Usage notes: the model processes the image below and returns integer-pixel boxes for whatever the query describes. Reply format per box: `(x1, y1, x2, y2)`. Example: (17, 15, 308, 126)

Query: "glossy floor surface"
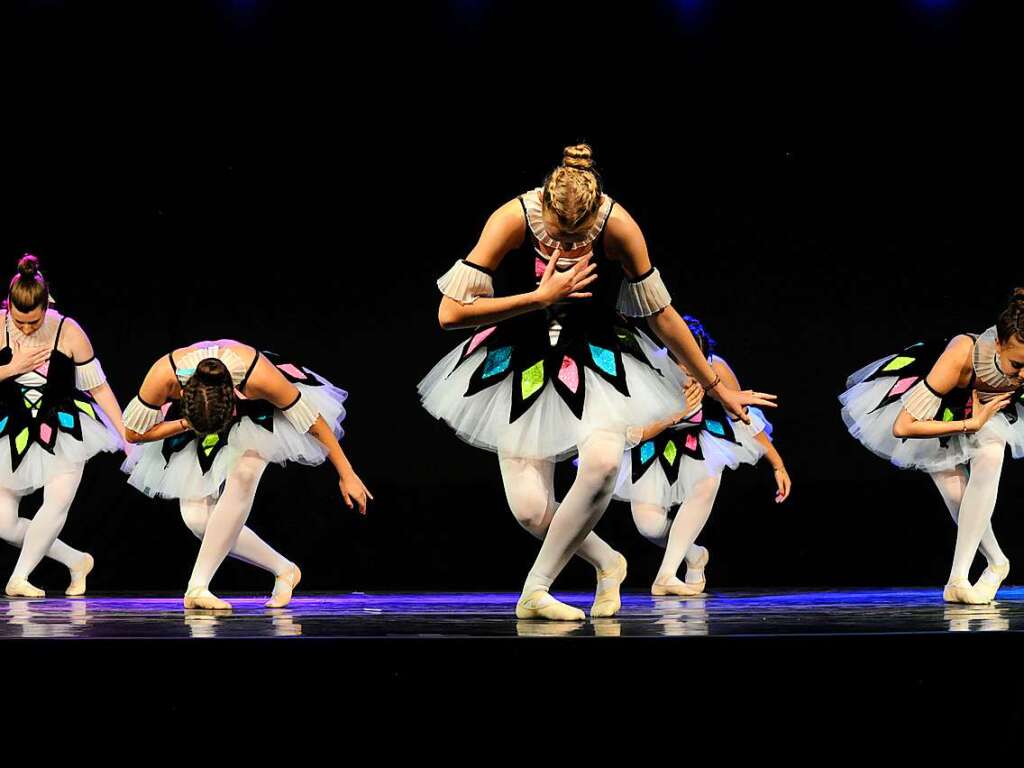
(3, 587, 1022, 639)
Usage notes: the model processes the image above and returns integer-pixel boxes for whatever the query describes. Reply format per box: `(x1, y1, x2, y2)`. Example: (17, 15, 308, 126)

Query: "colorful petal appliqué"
(74, 400, 96, 419)
(888, 376, 918, 397)
(466, 327, 497, 356)
(482, 346, 512, 379)
(588, 344, 617, 377)
(557, 356, 580, 394)
(706, 420, 725, 436)
(278, 363, 308, 380)
(663, 440, 678, 465)
(882, 356, 915, 372)
(521, 361, 545, 399)
(15, 428, 29, 455)
(640, 441, 655, 464)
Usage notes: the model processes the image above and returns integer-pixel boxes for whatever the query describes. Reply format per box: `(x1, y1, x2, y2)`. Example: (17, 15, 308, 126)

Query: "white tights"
(929, 441, 1009, 583)
(499, 429, 625, 597)
(183, 453, 292, 590)
(0, 467, 86, 582)
(631, 473, 721, 582)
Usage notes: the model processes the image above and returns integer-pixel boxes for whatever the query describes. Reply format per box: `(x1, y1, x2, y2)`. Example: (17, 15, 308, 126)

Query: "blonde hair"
(7, 253, 49, 312)
(542, 143, 603, 233)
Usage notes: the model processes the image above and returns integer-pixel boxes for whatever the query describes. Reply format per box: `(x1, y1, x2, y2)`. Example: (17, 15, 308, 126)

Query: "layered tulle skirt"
(840, 349, 1024, 473)
(612, 405, 772, 509)
(418, 320, 685, 462)
(0, 393, 122, 496)
(123, 363, 347, 500)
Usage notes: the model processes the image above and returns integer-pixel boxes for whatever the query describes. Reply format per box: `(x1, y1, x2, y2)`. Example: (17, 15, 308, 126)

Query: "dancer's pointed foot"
(66, 553, 95, 597)
(516, 590, 585, 621)
(265, 564, 302, 608)
(5, 577, 45, 598)
(975, 560, 1010, 603)
(184, 586, 232, 611)
(591, 553, 628, 618)
(943, 578, 989, 605)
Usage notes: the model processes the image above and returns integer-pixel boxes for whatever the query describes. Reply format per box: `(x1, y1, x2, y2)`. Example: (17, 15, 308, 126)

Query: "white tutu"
(613, 407, 771, 508)
(0, 405, 122, 497)
(122, 376, 347, 500)
(418, 329, 685, 462)
(840, 352, 1024, 472)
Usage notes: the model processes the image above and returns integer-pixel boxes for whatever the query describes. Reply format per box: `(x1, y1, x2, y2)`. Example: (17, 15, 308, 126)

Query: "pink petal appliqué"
(40, 423, 53, 443)
(557, 356, 580, 394)
(35, 362, 49, 377)
(685, 433, 698, 451)
(535, 257, 547, 279)
(278, 363, 307, 380)
(466, 326, 497, 355)
(888, 376, 918, 397)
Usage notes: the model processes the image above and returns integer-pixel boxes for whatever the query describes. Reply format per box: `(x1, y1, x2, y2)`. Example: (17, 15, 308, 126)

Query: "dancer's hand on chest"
(10, 342, 50, 375)
(534, 249, 598, 307)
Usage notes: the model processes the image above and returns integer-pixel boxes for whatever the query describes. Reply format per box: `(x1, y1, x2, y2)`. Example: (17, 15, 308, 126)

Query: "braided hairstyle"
(5, 253, 49, 312)
(541, 143, 604, 234)
(684, 315, 718, 359)
(180, 358, 236, 436)
(997, 288, 1024, 344)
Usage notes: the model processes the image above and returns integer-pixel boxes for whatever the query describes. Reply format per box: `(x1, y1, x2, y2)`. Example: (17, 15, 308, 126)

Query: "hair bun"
(17, 253, 40, 278)
(195, 358, 231, 385)
(562, 143, 594, 171)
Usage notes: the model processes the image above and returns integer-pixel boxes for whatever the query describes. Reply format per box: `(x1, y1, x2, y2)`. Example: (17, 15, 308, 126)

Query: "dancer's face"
(541, 207, 599, 257)
(995, 334, 1024, 383)
(7, 304, 45, 336)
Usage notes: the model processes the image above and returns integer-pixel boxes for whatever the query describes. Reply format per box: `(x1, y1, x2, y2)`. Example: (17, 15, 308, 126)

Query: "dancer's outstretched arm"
(603, 204, 776, 424)
(893, 336, 1013, 438)
(713, 355, 791, 503)
(245, 356, 372, 515)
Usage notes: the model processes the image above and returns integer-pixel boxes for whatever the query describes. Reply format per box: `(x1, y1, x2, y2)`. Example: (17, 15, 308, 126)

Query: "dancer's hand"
(772, 466, 791, 503)
(710, 385, 777, 424)
(682, 379, 704, 414)
(339, 469, 373, 515)
(966, 390, 1014, 432)
(8, 343, 50, 375)
(533, 249, 597, 307)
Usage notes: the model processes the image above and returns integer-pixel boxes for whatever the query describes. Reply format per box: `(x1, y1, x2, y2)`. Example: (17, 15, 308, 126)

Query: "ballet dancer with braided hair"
(419, 143, 776, 620)
(840, 288, 1024, 603)
(0, 254, 125, 598)
(122, 340, 371, 610)
(615, 315, 791, 596)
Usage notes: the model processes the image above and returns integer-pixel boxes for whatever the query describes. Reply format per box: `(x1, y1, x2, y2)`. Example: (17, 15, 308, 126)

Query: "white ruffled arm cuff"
(281, 393, 319, 433)
(902, 380, 942, 421)
(617, 268, 672, 317)
(437, 260, 495, 305)
(123, 396, 163, 434)
(75, 357, 107, 390)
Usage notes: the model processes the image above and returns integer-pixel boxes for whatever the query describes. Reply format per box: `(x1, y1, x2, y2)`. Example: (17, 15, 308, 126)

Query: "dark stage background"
(1, 1, 1018, 593)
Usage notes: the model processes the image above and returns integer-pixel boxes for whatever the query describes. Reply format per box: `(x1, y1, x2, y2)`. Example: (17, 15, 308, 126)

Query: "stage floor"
(7, 587, 1024, 730)
(3, 586, 1023, 639)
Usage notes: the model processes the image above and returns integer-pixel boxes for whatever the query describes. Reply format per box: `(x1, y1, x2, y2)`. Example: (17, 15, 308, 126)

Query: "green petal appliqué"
(663, 440, 678, 465)
(882, 356, 915, 372)
(521, 360, 545, 399)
